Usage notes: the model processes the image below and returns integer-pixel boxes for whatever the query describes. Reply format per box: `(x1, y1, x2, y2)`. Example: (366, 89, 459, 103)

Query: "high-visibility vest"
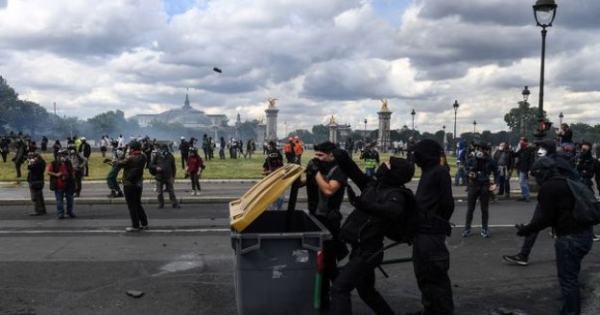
(294, 141, 304, 155)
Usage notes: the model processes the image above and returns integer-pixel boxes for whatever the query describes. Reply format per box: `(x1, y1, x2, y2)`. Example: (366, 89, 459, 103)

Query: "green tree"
(504, 101, 545, 140)
(87, 110, 128, 135)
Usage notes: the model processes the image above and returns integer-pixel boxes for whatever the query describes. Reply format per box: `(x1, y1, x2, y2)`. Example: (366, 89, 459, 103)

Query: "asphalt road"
(1, 200, 599, 315)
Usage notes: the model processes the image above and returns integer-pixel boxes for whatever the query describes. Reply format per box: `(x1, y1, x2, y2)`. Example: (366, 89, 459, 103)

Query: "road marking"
(0, 228, 230, 234)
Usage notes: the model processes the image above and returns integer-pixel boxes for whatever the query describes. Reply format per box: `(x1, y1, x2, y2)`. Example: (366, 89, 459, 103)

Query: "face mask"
(475, 151, 484, 159)
(537, 148, 548, 157)
(60, 157, 68, 162)
(499, 145, 506, 151)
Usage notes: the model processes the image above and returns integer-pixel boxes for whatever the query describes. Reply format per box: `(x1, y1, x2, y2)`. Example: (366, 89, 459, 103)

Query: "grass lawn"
(0, 150, 458, 181)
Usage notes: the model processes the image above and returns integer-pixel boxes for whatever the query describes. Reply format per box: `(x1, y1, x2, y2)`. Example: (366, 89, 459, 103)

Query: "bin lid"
(229, 164, 304, 232)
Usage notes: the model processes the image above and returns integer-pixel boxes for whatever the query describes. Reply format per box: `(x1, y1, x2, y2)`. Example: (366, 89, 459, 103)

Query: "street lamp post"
(442, 125, 447, 153)
(521, 86, 530, 136)
(532, 0, 558, 139)
(364, 118, 367, 140)
(559, 112, 564, 126)
(453, 100, 459, 142)
(411, 109, 416, 130)
(473, 120, 477, 134)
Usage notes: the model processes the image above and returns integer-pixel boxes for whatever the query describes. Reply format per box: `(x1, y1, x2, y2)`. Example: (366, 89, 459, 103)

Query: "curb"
(0, 194, 534, 207)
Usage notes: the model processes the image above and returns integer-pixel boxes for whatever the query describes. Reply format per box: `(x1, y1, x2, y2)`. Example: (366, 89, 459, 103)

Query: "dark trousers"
(190, 173, 201, 191)
(15, 161, 23, 178)
(519, 204, 541, 258)
(219, 149, 225, 159)
(1, 151, 7, 162)
(181, 154, 188, 170)
(315, 214, 343, 309)
(74, 170, 83, 196)
(30, 187, 46, 213)
(466, 183, 490, 230)
(83, 161, 89, 177)
(156, 179, 178, 207)
(331, 250, 393, 315)
(54, 189, 74, 217)
(555, 228, 593, 315)
(124, 185, 147, 228)
(498, 174, 510, 196)
(413, 233, 454, 315)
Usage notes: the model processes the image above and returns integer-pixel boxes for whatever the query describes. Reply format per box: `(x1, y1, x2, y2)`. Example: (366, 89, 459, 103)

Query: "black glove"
(347, 186, 366, 211)
(515, 224, 529, 237)
(306, 158, 320, 177)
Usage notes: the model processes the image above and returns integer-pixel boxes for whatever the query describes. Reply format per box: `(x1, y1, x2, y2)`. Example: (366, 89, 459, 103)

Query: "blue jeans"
(54, 189, 74, 217)
(519, 171, 530, 200)
(455, 165, 466, 185)
(365, 168, 375, 177)
(555, 228, 593, 315)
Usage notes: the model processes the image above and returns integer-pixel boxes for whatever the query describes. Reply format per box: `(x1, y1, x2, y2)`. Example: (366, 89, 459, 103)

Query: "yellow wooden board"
(229, 164, 304, 232)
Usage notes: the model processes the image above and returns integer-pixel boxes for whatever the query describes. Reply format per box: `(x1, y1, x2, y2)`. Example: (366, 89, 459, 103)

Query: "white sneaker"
(191, 191, 196, 196)
(125, 227, 140, 232)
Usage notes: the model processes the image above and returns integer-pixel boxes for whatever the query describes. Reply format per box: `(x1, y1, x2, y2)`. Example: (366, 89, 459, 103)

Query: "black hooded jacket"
(333, 149, 415, 250)
(413, 140, 455, 234)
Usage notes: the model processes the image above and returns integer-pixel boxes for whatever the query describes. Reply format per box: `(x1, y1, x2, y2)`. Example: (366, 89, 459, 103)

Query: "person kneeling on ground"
(331, 149, 416, 315)
(515, 157, 594, 315)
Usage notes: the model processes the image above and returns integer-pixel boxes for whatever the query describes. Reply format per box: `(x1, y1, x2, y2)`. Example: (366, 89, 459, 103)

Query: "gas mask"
(475, 150, 484, 159)
(531, 157, 558, 186)
(537, 148, 548, 157)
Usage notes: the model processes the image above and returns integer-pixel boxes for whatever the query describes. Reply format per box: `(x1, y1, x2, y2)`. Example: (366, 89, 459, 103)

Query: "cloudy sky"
(1, 0, 599, 135)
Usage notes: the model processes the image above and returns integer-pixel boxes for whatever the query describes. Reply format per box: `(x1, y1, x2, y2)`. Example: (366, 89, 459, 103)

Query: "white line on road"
(0, 228, 230, 234)
(0, 225, 518, 235)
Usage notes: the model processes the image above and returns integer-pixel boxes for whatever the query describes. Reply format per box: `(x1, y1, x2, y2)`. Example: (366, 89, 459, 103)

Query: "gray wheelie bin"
(230, 164, 331, 315)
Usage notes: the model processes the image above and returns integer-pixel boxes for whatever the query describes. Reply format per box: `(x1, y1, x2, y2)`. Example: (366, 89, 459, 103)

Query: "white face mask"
(537, 148, 548, 157)
(475, 151, 484, 159)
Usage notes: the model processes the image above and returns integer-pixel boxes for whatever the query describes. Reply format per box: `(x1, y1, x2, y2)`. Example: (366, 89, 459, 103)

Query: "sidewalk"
(0, 179, 529, 206)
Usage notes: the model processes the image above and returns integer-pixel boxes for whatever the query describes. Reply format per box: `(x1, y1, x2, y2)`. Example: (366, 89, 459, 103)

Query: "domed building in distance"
(132, 93, 228, 129)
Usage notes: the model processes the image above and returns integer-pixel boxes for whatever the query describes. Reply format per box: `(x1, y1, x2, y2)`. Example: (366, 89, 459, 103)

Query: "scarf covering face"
(376, 157, 415, 186)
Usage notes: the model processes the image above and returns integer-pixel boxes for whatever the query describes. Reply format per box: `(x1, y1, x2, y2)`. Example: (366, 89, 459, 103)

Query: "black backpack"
(384, 186, 418, 244)
(563, 177, 600, 225)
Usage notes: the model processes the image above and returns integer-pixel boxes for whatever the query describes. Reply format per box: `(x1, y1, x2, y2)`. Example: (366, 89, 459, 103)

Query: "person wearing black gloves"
(503, 140, 581, 266)
(410, 139, 455, 315)
(576, 141, 600, 194)
(464, 143, 498, 238)
(78, 137, 91, 176)
(330, 148, 415, 315)
(515, 157, 594, 315)
(149, 145, 180, 209)
(116, 140, 148, 232)
(27, 152, 47, 216)
(309, 141, 348, 310)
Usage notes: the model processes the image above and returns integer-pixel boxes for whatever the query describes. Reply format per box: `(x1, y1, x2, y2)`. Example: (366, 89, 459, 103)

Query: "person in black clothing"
(515, 137, 536, 202)
(331, 149, 415, 315)
(0, 136, 10, 162)
(515, 157, 594, 315)
(409, 139, 455, 315)
(117, 140, 148, 232)
(219, 137, 226, 160)
(150, 145, 180, 209)
(40, 136, 48, 152)
(310, 141, 348, 310)
(503, 140, 581, 266)
(27, 152, 46, 216)
(464, 143, 498, 238)
(78, 137, 91, 176)
(47, 149, 76, 219)
(12, 138, 27, 178)
(493, 142, 514, 199)
(52, 140, 62, 161)
(179, 137, 190, 169)
(576, 141, 600, 194)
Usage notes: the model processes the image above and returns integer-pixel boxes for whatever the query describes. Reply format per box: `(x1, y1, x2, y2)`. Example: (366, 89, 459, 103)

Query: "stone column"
(377, 101, 392, 153)
(256, 121, 266, 145)
(265, 106, 279, 142)
(328, 115, 338, 144)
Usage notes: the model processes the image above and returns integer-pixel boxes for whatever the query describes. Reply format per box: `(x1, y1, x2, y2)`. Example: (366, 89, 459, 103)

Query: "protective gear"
(537, 148, 548, 157)
(531, 157, 559, 186)
(413, 139, 442, 168)
(475, 150, 484, 159)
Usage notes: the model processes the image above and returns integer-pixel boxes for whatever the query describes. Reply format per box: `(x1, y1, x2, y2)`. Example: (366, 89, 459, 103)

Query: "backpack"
(563, 177, 600, 225)
(384, 186, 418, 244)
